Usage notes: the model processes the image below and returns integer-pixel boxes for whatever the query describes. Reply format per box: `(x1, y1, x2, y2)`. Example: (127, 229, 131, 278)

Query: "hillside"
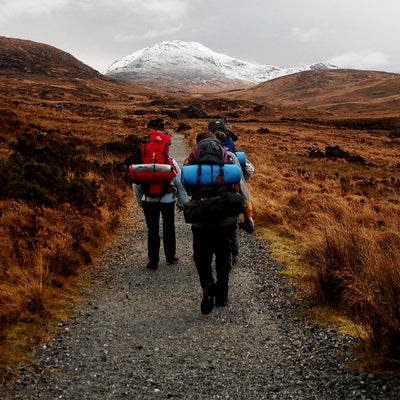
(0, 36, 164, 105)
(0, 36, 104, 78)
(0, 37, 175, 380)
(221, 69, 400, 119)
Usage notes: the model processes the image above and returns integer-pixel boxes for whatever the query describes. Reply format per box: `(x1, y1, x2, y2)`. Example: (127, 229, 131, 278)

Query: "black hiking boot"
(216, 294, 228, 307)
(166, 256, 179, 264)
(146, 261, 158, 270)
(201, 282, 216, 314)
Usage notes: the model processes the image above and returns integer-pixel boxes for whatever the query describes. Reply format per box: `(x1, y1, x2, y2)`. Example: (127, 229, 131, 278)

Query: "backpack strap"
(196, 164, 202, 186)
(163, 140, 171, 164)
(215, 164, 225, 186)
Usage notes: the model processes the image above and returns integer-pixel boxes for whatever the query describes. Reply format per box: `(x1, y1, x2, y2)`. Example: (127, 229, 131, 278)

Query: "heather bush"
(176, 122, 192, 132)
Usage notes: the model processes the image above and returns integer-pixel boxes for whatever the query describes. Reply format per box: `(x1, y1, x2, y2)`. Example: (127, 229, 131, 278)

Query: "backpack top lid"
(198, 138, 224, 165)
(189, 137, 230, 166)
(147, 130, 171, 145)
(142, 130, 172, 164)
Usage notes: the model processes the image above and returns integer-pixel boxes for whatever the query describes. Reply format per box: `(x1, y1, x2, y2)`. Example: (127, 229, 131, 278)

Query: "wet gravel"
(2, 133, 400, 399)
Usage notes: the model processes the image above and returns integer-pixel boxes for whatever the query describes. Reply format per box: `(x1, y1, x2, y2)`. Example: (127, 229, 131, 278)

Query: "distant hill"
(105, 40, 336, 93)
(0, 36, 104, 80)
(0, 36, 157, 103)
(221, 69, 400, 118)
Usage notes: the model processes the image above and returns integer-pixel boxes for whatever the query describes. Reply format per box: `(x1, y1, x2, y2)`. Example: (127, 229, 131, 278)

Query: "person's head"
(196, 131, 216, 143)
(213, 131, 228, 141)
(214, 131, 234, 151)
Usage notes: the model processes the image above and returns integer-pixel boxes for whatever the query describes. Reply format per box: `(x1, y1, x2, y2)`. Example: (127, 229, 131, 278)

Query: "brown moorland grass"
(218, 116, 400, 371)
(2, 49, 400, 377)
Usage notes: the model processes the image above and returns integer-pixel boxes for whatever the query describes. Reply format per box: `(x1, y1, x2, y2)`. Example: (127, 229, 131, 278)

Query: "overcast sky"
(1, 0, 399, 74)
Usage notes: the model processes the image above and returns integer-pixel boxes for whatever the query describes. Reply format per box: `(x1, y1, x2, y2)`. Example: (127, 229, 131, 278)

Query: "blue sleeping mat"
(182, 164, 242, 185)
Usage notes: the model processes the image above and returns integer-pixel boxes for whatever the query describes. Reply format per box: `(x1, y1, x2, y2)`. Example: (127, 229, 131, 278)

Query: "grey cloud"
(1, 0, 399, 73)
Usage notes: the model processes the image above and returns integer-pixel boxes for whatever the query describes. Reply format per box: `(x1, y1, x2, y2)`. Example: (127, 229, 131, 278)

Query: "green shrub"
(12, 180, 53, 211)
(161, 109, 179, 118)
(101, 141, 138, 155)
(325, 145, 366, 164)
(180, 107, 208, 119)
(176, 122, 192, 132)
(307, 147, 325, 159)
(147, 118, 165, 129)
(3, 132, 135, 214)
(257, 127, 271, 134)
(97, 161, 127, 177)
(10, 132, 91, 172)
(307, 145, 365, 165)
(60, 178, 100, 212)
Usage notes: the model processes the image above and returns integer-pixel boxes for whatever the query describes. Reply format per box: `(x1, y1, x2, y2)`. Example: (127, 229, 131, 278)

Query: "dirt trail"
(1, 132, 399, 399)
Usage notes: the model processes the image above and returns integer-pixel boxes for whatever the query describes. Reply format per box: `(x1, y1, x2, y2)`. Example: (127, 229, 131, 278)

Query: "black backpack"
(182, 137, 247, 223)
(184, 138, 232, 197)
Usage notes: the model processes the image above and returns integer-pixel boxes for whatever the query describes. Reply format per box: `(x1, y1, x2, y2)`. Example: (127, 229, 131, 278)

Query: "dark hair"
(213, 131, 228, 141)
(196, 131, 216, 143)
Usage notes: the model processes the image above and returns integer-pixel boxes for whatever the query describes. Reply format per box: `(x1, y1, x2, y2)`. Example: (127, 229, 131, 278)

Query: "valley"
(1, 36, 400, 381)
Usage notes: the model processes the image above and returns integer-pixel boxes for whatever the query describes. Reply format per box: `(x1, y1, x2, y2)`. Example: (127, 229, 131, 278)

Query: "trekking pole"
(224, 116, 229, 129)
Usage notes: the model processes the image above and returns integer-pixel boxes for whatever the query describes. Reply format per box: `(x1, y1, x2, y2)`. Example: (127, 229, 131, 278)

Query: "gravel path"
(2, 132, 400, 399)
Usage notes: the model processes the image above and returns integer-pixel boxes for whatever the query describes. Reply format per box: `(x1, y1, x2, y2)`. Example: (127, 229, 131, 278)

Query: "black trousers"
(191, 224, 236, 298)
(142, 201, 176, 265)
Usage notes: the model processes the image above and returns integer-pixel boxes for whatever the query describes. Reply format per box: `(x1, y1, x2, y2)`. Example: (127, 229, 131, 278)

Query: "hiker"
(213, 130, 255, 265)
(182, 131, 254, 314)
(209, 118, 255, 180)
(130, 131, 187, 270)
(208, 118, 239, 151)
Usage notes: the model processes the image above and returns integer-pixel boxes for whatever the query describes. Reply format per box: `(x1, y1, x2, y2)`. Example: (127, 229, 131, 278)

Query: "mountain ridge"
(104, 40, 337, 93)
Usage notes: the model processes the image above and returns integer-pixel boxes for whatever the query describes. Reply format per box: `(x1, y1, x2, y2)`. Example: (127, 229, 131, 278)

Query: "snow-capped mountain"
(105, 40, 337, 92)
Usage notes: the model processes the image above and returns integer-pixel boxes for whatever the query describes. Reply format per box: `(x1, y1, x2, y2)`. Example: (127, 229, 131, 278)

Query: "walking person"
(213, 130, 255, 265)
(130, 130, 187, 270)
(182, 131, 254, 314)
(208, 118, 239, 151)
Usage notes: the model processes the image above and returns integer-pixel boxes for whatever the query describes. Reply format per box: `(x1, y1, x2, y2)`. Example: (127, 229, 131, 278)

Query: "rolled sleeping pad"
(182, 164, 242, 186)
(235, 151, 246, 167)
(128, 163, 176, 183)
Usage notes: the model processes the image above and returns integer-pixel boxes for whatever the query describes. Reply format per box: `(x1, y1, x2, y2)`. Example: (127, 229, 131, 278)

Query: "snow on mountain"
(105, 40, 337, 91)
